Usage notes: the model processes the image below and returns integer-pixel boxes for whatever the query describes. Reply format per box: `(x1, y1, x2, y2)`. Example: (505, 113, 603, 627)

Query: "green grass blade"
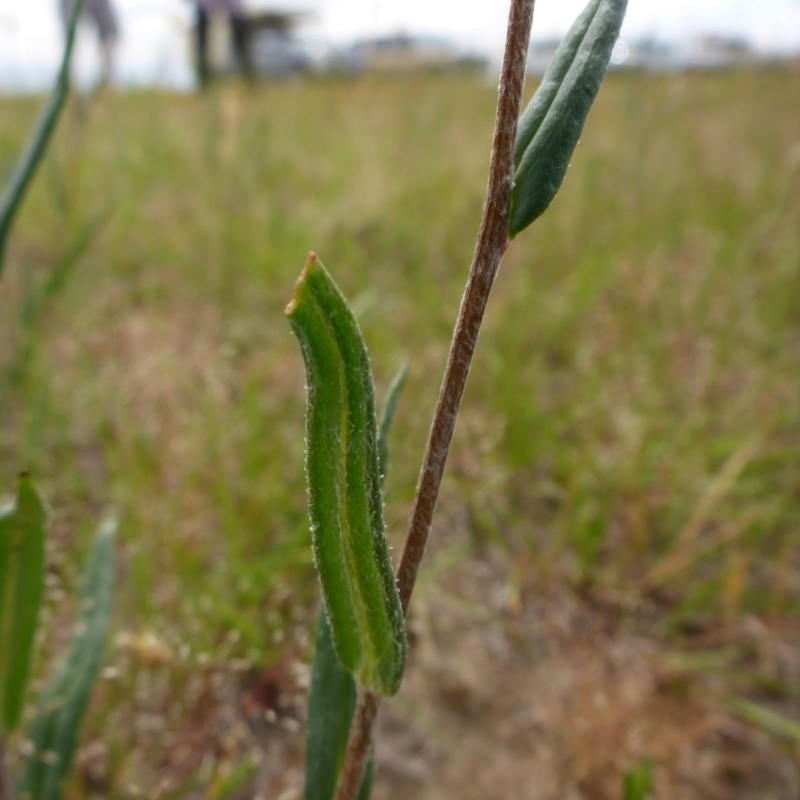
(0, 0, 83, 277)
(509, 0, 627, 237)
(18, 518, 116, 800)
(0, 475, 47, 733)
(377, 365, 409, 482)
(727, 697, 800, 746)
(9, 211, 110, 390)
(622, 757, 653, 800)
(286, 253, 407, 696)
(32, 211, 111, 319)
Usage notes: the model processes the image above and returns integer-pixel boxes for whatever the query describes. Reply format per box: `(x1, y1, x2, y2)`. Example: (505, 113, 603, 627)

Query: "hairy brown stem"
(395, 0, 535, 616)
(334, 2, 536, 799)
(0, 735, 11, 800)
(332, 690, 380, 800)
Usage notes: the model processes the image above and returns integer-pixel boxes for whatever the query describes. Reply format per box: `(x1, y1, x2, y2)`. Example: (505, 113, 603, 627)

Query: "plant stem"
(395, 0, 534, 615)
(334, 2, 536, 798)
(332, 690, 380, 800)
(0, 734, 11, 800)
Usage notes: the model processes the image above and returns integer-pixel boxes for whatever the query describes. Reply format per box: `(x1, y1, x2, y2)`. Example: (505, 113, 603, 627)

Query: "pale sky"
(1, 0, 799, 90)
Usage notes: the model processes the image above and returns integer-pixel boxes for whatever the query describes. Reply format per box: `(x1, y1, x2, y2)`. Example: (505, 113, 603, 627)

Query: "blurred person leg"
(57, 0, 119, 88)
(86, 0, 119, 86)
(230, 12, 254, 81)
(195, 5, 211, 86)
(192, 0, 251, 87)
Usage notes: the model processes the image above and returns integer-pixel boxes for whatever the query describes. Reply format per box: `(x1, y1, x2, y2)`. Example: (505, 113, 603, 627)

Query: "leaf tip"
(285, 252, 321, 317)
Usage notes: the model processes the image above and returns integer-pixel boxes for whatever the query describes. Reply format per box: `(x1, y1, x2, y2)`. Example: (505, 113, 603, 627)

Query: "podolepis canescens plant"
(287, 2, 629, 799)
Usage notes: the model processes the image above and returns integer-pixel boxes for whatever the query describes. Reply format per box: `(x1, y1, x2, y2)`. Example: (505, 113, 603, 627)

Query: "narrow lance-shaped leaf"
(377, 365, 408, 481)
(509, 0, 628, 238)
(286, 253, 407, 696)
(305, 607, 375, 800)
(0, 0, 84, 277)
(305, 372, 406, 800)
(18, 518, 116, 800)
(0, 475, 47, 733)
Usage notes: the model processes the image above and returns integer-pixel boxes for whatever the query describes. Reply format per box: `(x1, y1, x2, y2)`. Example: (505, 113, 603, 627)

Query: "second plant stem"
(333, 1, 536, 798)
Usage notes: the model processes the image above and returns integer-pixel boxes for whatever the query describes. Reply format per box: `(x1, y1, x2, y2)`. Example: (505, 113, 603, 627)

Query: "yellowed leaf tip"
(285, 252, 320, 316)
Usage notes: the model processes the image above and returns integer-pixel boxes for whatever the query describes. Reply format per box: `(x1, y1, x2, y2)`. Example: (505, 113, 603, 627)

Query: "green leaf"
(0, 0, 83, 277)
(286, 253, 407, 696)
(18, 518, 116, 800)
(0, 475, 47, 733)
(304, 608, 352, 800)
(509, 0, 628, 238)
(305, 606, 375, 800)
(622, 757, 653, 800)
(304, 369, 406, 799)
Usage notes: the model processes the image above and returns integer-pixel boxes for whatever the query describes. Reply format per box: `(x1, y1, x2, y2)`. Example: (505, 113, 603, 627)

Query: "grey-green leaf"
(18, 518, 116, 800)
(509, 0, 627, 237)
(0, 0, 83, 277)
(286, 253, 407, 696)
(304, 606, 374, 800)
(0, 475, 47, 733)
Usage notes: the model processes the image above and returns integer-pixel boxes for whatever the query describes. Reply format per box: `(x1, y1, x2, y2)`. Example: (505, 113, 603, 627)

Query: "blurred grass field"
(1, 66, 799, 796)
